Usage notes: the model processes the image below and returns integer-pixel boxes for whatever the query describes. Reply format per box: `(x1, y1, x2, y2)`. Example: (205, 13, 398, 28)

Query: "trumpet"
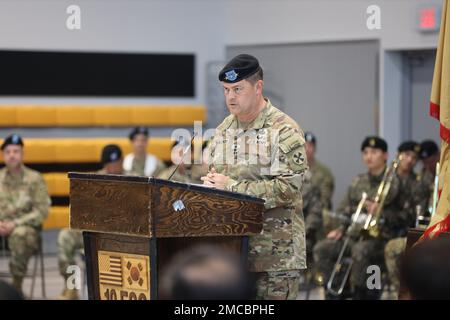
(326, 155, 400, 298)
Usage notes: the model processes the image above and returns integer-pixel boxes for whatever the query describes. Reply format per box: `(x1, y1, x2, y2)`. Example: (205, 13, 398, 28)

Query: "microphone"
(167, 132, 198, 181)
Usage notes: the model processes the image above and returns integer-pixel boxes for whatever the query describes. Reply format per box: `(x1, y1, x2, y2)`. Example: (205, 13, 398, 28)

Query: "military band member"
(419, 140, 440, 188)
(313, 137, 411, 299)
(201, 54, 308, 300)
(384, 141, 435, 297)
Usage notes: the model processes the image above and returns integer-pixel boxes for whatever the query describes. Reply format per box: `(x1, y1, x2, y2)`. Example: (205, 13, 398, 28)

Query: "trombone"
(326, 155, 401, 297)
(362, 155, 401, 238)
(326, 192, 368, 296)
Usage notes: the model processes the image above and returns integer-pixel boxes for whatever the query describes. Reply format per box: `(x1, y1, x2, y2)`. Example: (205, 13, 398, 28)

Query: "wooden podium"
(68, 173, 264, 300)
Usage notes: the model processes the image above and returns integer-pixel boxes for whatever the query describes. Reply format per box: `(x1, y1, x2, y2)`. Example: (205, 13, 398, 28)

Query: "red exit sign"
(418, 6, 440, 32)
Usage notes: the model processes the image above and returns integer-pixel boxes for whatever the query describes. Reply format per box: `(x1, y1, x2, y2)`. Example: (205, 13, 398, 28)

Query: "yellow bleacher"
(1, 104, 205, 230)
(43, 206, 70, 230)
(5, 138, 177, 230)
(0, 137, 174, 162)
(0, 105, 206, 127)
(43, 173, 70, 197)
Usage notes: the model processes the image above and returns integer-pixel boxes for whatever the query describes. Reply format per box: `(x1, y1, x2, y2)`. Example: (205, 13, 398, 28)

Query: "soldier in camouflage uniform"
(123, 127, 166, 177)
(0, 134, 51, 295)
(302, 170, 324, 269)
(190, 140, 211, 184)
(384, 141, 435, 297)
(419, 140, 440, 191)
(313, 137, 412, 299)
(157, 140, 202, 184)
(304, 132, 334, 211)
(57, 144, 124, 300)
(201, 54, 307, 300)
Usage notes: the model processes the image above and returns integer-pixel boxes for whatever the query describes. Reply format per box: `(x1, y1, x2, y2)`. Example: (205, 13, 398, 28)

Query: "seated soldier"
(0, 134, 51, 296)
(157, 138, 201, 184)
(123, 127, 166, 177)
(384, 141, 429, 298)
(190, 140, 211, 184)
(313, 137, 411, 300)
(304, 131, 335, 211)
(57, 144, 124, 300)
(302, 170, 324, 275)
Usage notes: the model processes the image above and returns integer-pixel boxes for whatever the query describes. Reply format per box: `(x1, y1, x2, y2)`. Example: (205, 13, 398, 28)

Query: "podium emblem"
(98, 250, 150, 300)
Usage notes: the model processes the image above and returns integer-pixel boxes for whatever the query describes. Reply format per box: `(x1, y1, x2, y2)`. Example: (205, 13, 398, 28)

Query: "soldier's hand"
(201, 168, 216, 187)
(201, 167, 229, 190)
(326, 229, 343, 241)
(0, 221, 16, 236)
(365, 200, 379, 215)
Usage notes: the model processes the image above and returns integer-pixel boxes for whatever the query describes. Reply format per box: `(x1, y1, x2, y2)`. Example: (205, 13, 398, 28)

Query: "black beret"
(1, 134, 24, 151)
(218, 54, 261, 83)
(419, 140, 439, 159)
(304, 131, 316, 145)
(361, 136, 388, 152)
(129, 127, 148, 141)
(101, 144, 122, 165)
(398, 141, 420, 154)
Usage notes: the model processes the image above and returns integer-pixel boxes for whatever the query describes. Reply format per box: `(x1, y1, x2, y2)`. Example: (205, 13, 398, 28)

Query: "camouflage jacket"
(157, 164, 201, 184)
(309, 160, 335, 210)
(418, 170, 435, 215)
(0, 165, 51, 228)
(303, 171, 323, 235)
(209, 98, 308, 272)
(397, 171, 429, 228)
(337, 168, 410, 239)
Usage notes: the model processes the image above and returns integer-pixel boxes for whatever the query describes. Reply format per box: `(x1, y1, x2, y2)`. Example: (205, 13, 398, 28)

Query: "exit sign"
(418, 6, 440, 32)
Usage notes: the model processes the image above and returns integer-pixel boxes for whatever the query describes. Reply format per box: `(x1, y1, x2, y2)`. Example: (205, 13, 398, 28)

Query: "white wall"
(0, 0, 441, 106)
(224, 0, 440, 50)
(223, 0, 442, 143)
(0, 0, 227, 105)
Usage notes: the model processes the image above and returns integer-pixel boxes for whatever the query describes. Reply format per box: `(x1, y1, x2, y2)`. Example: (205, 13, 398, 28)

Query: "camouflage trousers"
(6, 226, 40, 279)
(57, 228, 83, 278)
(255, 271, 300, 300)
(313, 237, 386, 299)
(384, 237, 406, 292)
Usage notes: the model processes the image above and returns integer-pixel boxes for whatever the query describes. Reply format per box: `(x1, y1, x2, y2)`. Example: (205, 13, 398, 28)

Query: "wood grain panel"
(70, 179, 151, 237)
(153, 184, 264, 238)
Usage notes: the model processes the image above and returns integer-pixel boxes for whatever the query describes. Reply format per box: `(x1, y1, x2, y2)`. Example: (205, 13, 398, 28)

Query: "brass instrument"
(363, 155, 401, 238)
(326, 192, 368, 297)
(326, 155, 400, 298)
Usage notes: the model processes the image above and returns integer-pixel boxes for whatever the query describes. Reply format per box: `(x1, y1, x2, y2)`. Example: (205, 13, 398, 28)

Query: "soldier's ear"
(255, 80, 263, 95)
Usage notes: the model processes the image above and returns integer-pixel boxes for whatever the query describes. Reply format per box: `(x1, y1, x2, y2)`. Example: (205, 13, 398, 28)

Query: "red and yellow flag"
(422, 0, 450, 240)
